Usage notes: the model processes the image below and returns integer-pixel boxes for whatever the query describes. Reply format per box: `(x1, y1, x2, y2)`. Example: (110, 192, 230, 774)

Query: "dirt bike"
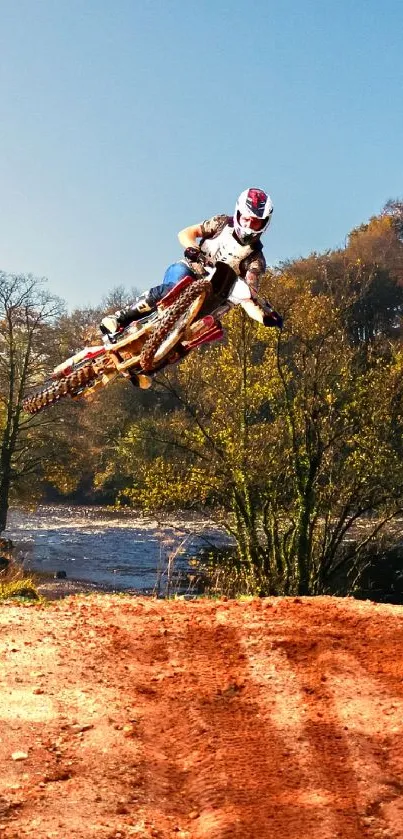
(23, 262, 245, 415)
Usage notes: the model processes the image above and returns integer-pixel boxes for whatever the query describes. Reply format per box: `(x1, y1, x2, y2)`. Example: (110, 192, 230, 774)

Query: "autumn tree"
(0, 273, 62, 532)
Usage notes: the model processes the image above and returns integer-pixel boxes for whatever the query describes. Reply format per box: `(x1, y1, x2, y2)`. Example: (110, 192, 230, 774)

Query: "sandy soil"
(0, 594, 403, 839)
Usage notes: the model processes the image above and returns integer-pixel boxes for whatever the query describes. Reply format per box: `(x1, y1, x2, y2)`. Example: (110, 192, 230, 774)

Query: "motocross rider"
(100, 188, 283, 337)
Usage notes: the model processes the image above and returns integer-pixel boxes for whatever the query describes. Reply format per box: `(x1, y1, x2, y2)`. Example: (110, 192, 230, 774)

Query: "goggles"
(239, 214, 266, 231)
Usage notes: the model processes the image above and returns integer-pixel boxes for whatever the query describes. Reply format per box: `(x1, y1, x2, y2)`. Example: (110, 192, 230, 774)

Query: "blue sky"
(1, 0, 402, 310)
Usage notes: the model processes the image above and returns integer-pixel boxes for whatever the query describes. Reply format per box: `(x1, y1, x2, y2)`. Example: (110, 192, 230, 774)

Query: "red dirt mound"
(0, 595, 403, 838)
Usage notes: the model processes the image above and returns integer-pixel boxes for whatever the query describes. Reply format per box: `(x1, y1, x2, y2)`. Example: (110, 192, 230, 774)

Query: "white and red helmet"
(234, 188, 273, 244)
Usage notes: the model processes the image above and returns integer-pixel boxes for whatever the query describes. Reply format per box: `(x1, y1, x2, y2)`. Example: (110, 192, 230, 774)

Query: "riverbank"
(4, 504, 230, 594)
(35, 577, 111, 600)
(1, 593, 403, 838)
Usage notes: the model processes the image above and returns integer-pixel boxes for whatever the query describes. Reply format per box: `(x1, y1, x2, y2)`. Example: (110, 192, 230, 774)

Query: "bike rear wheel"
(23, 361, 101, 415)
(139, 278, 211, 371)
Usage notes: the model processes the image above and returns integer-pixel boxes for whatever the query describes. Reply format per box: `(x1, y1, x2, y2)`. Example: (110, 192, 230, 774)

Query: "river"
(3, 505, 231, 594)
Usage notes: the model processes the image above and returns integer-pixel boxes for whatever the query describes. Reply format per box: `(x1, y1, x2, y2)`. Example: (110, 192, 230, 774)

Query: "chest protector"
(200, 224, 255, 276)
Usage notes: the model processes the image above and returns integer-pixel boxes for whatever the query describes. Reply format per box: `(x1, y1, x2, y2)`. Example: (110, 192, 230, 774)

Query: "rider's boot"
(117, 293, 155, 327)
(100, 293, 155, 336)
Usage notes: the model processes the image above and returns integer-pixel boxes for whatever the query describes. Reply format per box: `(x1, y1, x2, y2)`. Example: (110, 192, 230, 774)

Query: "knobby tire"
(23, 361, 99, 415)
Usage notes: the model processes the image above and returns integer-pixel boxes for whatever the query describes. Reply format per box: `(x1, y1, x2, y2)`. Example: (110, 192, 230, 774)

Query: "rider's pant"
(147, 261, 196, 306)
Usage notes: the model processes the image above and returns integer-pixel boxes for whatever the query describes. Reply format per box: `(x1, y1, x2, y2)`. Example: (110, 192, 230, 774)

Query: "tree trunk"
(0, 467, 11, 533)
(295, 491, 315, 595)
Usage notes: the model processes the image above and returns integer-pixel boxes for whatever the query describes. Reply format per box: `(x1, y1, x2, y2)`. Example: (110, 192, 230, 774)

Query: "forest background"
(2, 202, 403, 601)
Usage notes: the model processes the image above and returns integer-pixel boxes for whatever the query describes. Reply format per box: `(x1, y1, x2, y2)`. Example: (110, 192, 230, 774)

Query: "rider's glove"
(262, 307, 283, 329)
(184, 246, 205, 264)
(100, 315, 119, 335)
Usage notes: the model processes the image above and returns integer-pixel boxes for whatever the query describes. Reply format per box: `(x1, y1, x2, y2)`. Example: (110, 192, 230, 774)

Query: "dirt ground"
(1, 595, 403, 839)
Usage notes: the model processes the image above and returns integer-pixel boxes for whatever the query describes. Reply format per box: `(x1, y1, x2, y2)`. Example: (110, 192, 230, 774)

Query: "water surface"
(4, 505, 230, 593)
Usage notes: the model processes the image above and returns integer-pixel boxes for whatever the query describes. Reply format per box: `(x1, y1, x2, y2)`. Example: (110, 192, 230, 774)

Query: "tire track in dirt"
(237, 598, 403, 839)
(109, 598, 403, 839)
(108, 601, 354, 838)
(115, 604, 289, 838)
(172, 615, 328, 839)
(239, 641, 341, 838)
(1, 596, 403, 839)
(238, 618, 393, 837)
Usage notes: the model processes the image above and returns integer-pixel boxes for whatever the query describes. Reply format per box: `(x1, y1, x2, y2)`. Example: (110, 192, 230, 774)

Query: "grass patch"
(0, 559, 39, 601)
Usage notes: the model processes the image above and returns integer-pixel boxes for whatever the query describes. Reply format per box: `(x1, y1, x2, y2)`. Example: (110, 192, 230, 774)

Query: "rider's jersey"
(199, 214, 266, 289)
